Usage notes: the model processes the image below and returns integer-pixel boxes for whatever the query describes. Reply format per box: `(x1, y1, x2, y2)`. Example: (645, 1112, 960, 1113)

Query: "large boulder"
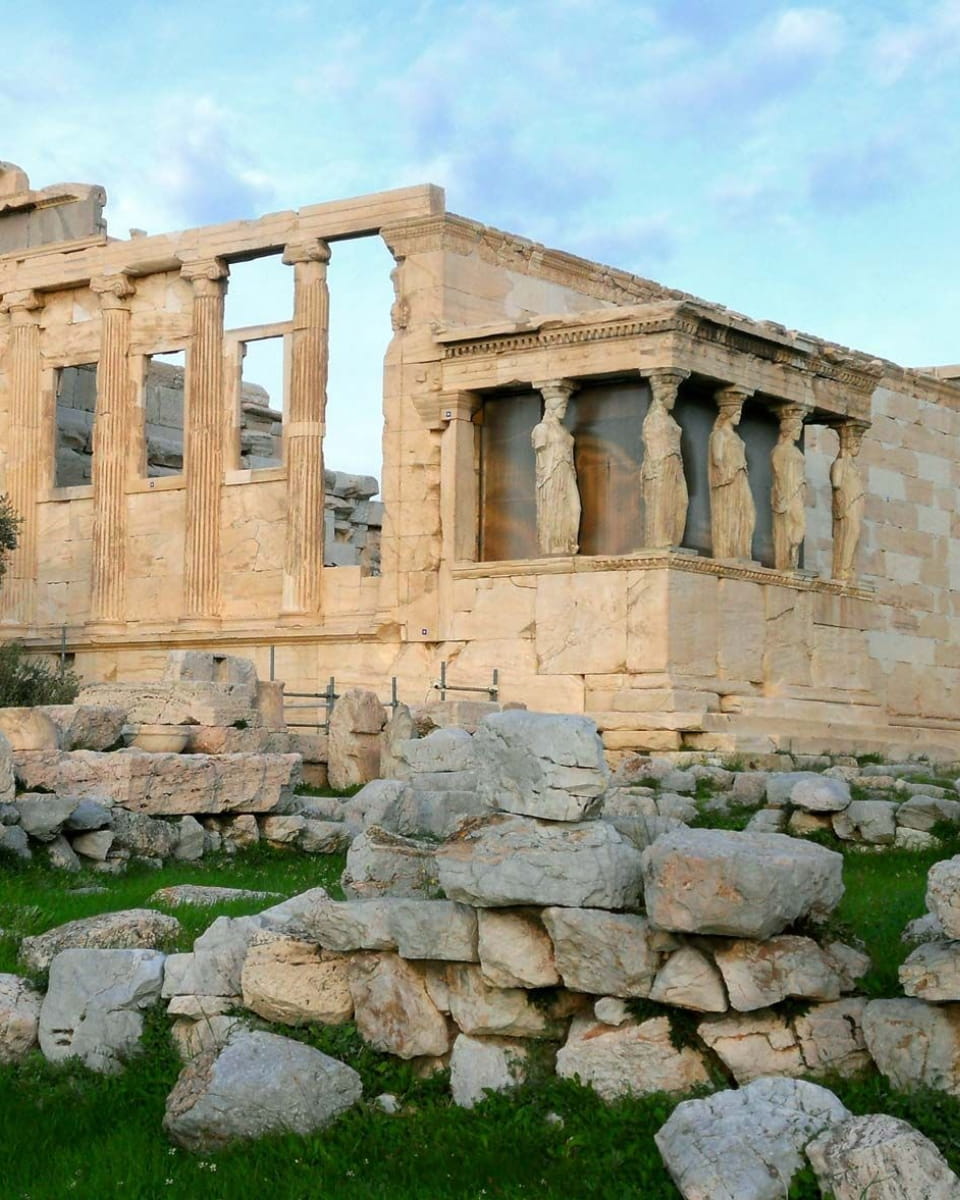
(0, 974, 42, 1063)
(348, 952, 449, 1059)
(39, 948, 166, 1073)
(556, 1015, 710, 1101)
(42, 704, 127, 751)
(341, 826, 438, 900)
(473, 710, 609, 822)
(641, 829, 844, 938)
(436, 815, 644, 910)
(14, 793, 79, 841)
(163, 1029, 361, 1151)
(541, 907, 667, 998)
(927, 856, 960, 940)
(806, 1113, 960, 1200)
(655, 1077, 849, 1200)
(19, 909, 181, 973)
(712, 935, 849, 1012)
(863, 998, 960, 1094)
(240, 932, 353, 1026)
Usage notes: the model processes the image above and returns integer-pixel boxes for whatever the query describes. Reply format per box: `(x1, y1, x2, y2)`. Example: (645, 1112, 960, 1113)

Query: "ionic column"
(831, 419, 868, 582)
(640, 368, 690, 549)
(179, 257, 229, 625)
(280, 239, 330, 616)
(89, 274, 135, 627)
(0, 290, 44, 624)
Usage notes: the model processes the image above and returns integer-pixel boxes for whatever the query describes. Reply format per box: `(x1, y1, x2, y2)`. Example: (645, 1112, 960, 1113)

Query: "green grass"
(0, 845, 346, 974)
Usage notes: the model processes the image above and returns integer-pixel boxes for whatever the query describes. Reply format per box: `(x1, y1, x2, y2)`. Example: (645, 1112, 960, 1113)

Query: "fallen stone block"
(641, 828, 843, 938)
(541, 907, 667, 998)
(928, 855, 960, 939)
(20, 909, 181, 972)
(649, 946, 728, 1013)
(477, 909, 560, 989)
(900, 941, 960, 1002)
(349, 952, 449, 1059)
(863, 998, 960, 1094)
(39, 948, 165, 1073)
(436, 814, 644, 910)
(0, 973, 41, 1063)
(449, 1033, 530, 1108)
(341, 826, 438, 900)
(241, 932, 353, 1026)
(163, 1029, 362, 1151)
(556, 1015, 709, 1101)
(655, 1076, 849, 1200)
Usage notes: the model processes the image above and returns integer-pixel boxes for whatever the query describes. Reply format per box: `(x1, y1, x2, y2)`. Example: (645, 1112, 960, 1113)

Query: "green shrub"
(0, 641, 79, 706)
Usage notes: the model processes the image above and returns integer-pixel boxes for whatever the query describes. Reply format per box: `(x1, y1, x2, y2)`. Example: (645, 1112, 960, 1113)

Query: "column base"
(85, 621, 129, 638)
(177, 616, 223, 633)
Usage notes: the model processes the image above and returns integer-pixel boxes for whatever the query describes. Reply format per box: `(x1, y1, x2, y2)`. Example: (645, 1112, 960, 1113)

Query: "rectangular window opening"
(55, 363, 98, 487)
(239, 336, 284, 469)
(143, 350, 186, 477)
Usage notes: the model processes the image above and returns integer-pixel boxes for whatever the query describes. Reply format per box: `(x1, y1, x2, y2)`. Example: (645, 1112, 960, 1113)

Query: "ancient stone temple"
(1, 162, 958, 756)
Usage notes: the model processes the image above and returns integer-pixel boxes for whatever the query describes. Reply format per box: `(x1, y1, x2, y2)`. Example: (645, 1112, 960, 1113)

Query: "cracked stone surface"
(0, 974, 42, 1063)
(556, 1015, 710, 1101)
(541, 907, 666, 998)
(863, 998, 960, 1094)
(19, 909, 181, 972)
(654, 1077, 850, 1200)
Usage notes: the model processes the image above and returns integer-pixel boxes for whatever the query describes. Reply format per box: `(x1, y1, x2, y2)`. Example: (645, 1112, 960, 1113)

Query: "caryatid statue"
(531, 379, 580, 556)
(831, 421, 867, 581)
(709, 386, 755, 561)
(771, 405, 808, 572)
(641, 369, 690, 548)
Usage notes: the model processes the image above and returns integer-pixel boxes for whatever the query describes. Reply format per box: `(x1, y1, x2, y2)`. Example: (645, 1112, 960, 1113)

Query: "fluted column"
(0, 290, 44, 625)
(280, 239, 330, 617)
(89, 274, 135, 627)
(179, 257, 229, 625)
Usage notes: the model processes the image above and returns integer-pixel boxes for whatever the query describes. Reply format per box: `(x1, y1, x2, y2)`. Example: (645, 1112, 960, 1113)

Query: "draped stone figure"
(641, 369, 689, 548)
(531, 380, 580, 556)
(771, 407, 807, 572)
(709, 388, 755, 560)
(831, 422, 867, 581)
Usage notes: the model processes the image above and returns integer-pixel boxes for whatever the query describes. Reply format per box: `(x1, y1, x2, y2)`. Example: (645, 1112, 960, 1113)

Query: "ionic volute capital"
(0, 289, 43, 324)
(283, 238, 331, 266)
(91, 273, 136, 310)
(178, 257, 230, 296)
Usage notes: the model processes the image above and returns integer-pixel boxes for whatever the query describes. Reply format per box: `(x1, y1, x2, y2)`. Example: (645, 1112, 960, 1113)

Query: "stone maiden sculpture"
(531, 380, 580, 556)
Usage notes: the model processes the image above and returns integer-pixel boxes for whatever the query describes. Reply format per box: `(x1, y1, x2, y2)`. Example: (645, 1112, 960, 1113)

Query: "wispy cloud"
(806, 136, 913, 213)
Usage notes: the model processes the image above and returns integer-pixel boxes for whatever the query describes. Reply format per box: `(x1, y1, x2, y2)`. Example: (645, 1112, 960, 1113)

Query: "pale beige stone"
(477, 909, 559, 988)
(541, 907, 664, 998)
(445, 964, 567, 1038)
(698, 1011, 804, 1083)
(0, 707, 60, 751)
(649, 946, 728, 1012)
(713, 935, 846, 1012)
(709, 388, 755, 560)
(327, 689, 386, 790)
(0, 974, 41, 1063)
(241, 933, 353, 1025)
(556, 1015, 710, 1100)
(348, 952, 449, 1059)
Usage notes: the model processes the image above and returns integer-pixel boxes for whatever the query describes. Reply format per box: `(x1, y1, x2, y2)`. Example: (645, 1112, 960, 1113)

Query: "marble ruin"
(1, 162, 960, 756)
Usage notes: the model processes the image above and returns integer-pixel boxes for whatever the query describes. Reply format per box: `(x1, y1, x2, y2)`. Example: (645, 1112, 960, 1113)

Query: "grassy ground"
(0, 836, 958, 1198)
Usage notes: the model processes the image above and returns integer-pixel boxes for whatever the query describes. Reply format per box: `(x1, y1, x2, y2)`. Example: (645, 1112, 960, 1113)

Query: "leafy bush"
(0, 641, 80, 706)
(0, 494, 19, 582)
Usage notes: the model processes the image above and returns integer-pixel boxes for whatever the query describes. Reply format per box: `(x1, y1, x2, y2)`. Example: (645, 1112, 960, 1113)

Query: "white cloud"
(766, 7, 845, 56)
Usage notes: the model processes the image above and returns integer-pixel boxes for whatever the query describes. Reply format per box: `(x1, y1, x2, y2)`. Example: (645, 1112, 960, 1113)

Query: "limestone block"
(14, 793, 78, 840)
(449, 1033, 529, 1108)
(393, 727, 475, 776)
(899, 795, 960, 831)
(699, 1011, 804, 1082)
(789, 775, 851, 813)
(654, 1077, 850, 1200)
(0, 825, 30, 859)
(174, 815, 205, 861)
(895, 826, 941, 851)
(732, 771, 770, 805)
(71, 829, 115, 860)
(444, 964, 567, 1039)
(163, 651, 259, 692)
(327, 688, 386, 791)
(64, 799, 112, 831)
(47, 833, 81, 871)
(77, 680, 259, 727)
(787, 810, 833, 837)
(161, 915, 266, 1000)
(473, 710, 609, 822)
(265, 894, 395, 952)
(20, 908, 181, 972)
(149, 885, 279, 907)
(385, 900, 478, 961)
(260, 815, 304, 844)
(163, 1030, 362, 1151)
(649, 946, 728, 1013)
(436, 815, 645, 910)
(795, 998, 871, 1078)
(641, 829, 844, 938)
(0, 707, 60, 751)
(900, 941, 960, 1001)
(40, 948, 166, 1073)
(477, 909, 559, 988)
(928, 856, 960, 939)
(111, 809, 180, 858)
(170, 1014, 246, 1063)
(42, 705, 127, 751)
(765, 771, 823, 807)
(556, 1015, 710, 1101)
(541, 908, 665, 999)
(807, 1113, 960, 1200)
(863, 998, 960, 1094)
(594, 997, 631, 1026)
(832, 799, 897, 843)
(745, 809, 787, 833)
(713, 936, 847, 1012)
(298, 819, 350, 855)
(602, 787, 658, 819)
(340, 779, 408, 834)
(822, 941, 871, 991)
(214, 813, 260, 850)
(903, 913, 945, 945)
(341, 826, 438, 899)
(14, 750, 301, 815)
(0, 974, 41, 1063)
(240, 933, 353, 1025)
(348, 952, 449, 1059)
(0, 730, 14, 805)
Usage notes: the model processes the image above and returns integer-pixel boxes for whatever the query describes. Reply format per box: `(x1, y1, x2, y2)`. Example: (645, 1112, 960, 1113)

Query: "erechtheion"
(1, 162, 959, 757)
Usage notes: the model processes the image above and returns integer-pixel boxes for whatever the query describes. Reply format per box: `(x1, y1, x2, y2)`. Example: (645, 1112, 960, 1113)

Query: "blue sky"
(3, 0, 958, 479)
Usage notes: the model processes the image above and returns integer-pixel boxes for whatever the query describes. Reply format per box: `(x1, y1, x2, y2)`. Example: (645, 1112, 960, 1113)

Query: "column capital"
(0, 289, 43, 322)
(773, 401, 812, 426)
(283, 238, 331, 266)
(439, 391, 480, 422)
(838, 418, 869, 454)
(533, 378, 577, 402)
(714, 384, 754, 413)
(644, 368, 690, 408)
(178, 256, 230, 293)
(91, 273, 136, 309)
